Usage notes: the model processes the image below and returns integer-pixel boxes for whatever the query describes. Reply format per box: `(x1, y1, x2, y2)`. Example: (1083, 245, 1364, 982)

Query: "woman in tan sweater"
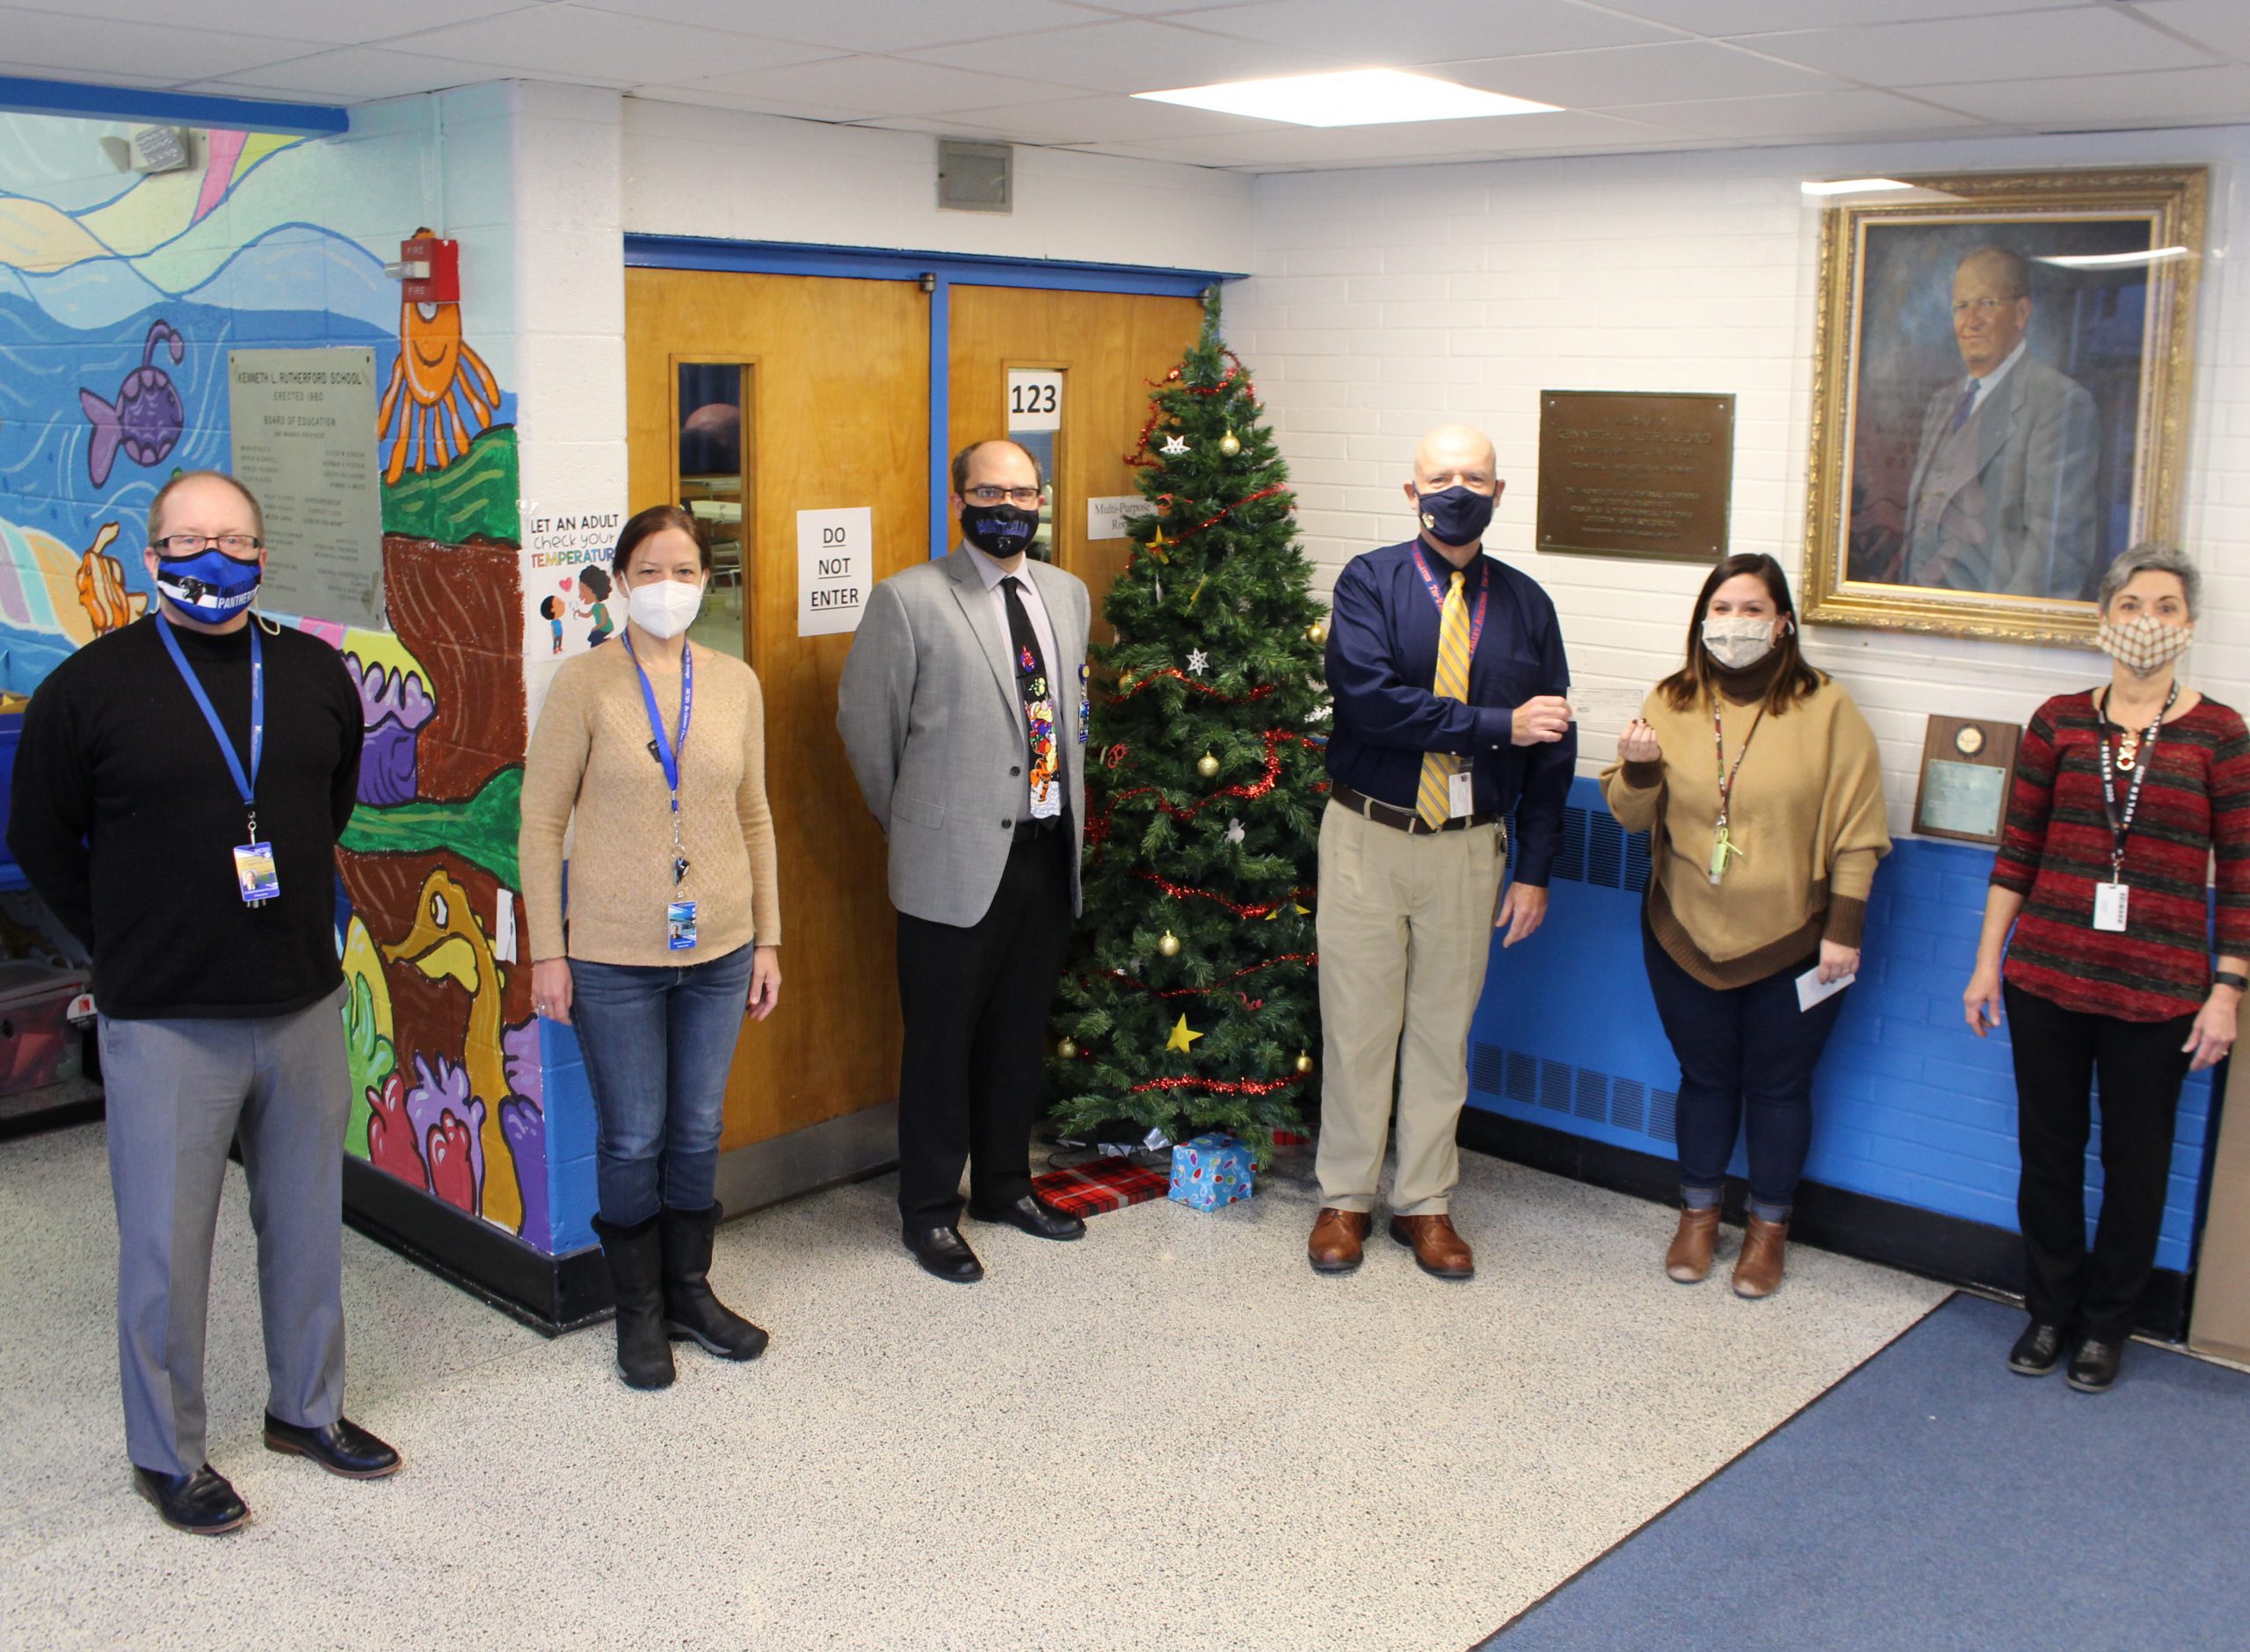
(1600, 554, 1888, 1297)
(519, 504, 782, 1390)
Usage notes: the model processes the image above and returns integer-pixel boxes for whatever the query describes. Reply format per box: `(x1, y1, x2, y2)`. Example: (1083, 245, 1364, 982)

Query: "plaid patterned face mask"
(2096, 613, 2192, 677)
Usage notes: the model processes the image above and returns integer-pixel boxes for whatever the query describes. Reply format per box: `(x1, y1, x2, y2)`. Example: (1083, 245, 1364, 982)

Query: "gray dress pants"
(97, 986, 350, 1477)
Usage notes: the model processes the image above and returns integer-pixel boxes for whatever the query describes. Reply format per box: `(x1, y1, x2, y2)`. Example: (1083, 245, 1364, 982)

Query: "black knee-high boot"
(592, 1213, 675, 1389)
(658, 1203, 768, 1361)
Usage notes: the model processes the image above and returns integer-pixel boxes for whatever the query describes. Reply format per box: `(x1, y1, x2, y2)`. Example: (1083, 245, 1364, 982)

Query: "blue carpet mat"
(1484, 1292, 2250, 1650)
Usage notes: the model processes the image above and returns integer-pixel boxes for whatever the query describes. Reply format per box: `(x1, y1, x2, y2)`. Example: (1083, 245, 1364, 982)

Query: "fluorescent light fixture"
(1135, 69, 1558, 128)
(1800, 178, 1912, 196)
(2036, 245, 2194, 269)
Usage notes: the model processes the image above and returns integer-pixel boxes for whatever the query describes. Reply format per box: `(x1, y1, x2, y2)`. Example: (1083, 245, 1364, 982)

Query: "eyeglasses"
(1949, 297, 2018, 315)
(153, 533, 262, 555)
(964, 486, 1042, 507)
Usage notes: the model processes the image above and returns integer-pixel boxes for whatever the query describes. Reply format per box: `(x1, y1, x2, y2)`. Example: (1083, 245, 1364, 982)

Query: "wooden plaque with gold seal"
(1912, 714, 2022, 844)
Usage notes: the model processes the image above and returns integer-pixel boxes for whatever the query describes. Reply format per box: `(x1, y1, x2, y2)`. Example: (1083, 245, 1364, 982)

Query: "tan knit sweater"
(1599, 670, 1889, 989)
(519, 639, 781, 967)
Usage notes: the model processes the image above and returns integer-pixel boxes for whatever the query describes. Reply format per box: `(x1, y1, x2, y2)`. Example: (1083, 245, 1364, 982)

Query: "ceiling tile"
(1184, 0, 1681, 62)
(399, 5, 846, 85)
(906, 18, 1354, 93)
(2, 0, 536, 47)
(928, 92, 1280, 144)
(0, 7, 328, 82)
(1437, 40, 1842, 107)
(1085, 106, 1697, 166)
(1734, 9, 2218, 87)
(197, 47, 509, 101)
(595, 0, 1109, 55)
(674, 55, 1038, 118)
(1587, 0, 2096, 34)
(1617, 87, 1988, 140)
(625, 87, 879, 124)
(2122, 0, 2250, 62)
(1912, 62, 2250, 124)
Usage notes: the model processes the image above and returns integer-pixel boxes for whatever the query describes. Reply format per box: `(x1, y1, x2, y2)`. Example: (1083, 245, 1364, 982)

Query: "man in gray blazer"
(838, 438, 1092, 1281)
(1898, 244, 2101, 599)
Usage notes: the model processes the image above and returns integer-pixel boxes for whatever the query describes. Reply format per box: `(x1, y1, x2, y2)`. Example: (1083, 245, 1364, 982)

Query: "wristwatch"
(2215, 970, 2247, 993)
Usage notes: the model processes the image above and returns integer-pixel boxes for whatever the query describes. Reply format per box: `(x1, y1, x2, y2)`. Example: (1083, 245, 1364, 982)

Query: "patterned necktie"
(1415, 569, 1472, 829)
(1001, 576, 1061, 821)
(1947, 380, 1980, 431)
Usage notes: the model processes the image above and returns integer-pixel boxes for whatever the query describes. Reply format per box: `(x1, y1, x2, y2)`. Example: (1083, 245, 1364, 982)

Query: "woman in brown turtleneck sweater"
(1600, 553, 1890, 1298)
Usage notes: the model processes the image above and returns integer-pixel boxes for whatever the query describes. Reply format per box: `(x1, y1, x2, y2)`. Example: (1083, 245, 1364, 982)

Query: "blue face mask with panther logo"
(155, 547, 263, 617)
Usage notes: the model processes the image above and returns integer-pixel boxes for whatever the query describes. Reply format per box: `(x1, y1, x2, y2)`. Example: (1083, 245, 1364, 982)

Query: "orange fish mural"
(376, 228, 501, 486)
(74, 522, 146, 637)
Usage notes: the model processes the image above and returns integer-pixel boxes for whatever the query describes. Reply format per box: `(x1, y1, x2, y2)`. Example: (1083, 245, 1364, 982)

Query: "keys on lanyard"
(1709, 699, 1767, 886)
(621, 634, 697, 949)
(155, 614, 277, 906)
(2093, 682, 2177, 933)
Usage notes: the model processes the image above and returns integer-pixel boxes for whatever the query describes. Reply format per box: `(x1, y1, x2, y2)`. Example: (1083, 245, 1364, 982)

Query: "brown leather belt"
(1332, 783, 1505, 839)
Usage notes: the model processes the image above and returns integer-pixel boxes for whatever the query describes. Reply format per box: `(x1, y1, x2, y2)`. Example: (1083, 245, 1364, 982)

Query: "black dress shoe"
(263, 1414, 403, 1479)
(904, 1223, 984, 1283)
(133, 1464, 248, 1535)
(966, 1192, 1087, 1241)
(2066, 1337, 2123, 1394)
(2007, 1320, 2068, 1377)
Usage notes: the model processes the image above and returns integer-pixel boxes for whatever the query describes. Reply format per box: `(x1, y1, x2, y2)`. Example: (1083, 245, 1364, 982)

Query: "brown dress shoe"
(1387, 1213, 1474, 1279)
(1732, 1214, 1788, 1298)
(1665, 1206, 1721, 1283)
(1309, 1208, 1371, 1272)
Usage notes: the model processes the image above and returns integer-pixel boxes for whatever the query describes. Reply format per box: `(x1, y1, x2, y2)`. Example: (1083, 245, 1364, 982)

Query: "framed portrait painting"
(1801, 168, 2205, 645)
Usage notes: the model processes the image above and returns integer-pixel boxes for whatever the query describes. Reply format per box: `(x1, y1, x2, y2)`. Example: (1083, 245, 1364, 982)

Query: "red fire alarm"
(394, 234, 461, 305)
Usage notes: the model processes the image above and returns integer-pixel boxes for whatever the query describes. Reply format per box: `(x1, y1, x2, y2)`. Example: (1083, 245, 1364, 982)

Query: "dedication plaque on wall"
(228, 347, 385, 627)
(1912, 714, 2022, 844)
(1536, 390, 1734, 562)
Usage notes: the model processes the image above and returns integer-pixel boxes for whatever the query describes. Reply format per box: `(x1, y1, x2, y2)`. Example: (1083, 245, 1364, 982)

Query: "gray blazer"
(837, 547, 1090, 927)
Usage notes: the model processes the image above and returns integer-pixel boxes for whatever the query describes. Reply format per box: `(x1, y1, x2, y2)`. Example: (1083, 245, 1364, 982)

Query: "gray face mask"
(1701, 615, 1777, 670)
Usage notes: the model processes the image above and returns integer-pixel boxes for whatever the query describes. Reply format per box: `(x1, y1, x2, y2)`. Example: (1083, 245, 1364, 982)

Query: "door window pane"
(678, 362, 748, 659)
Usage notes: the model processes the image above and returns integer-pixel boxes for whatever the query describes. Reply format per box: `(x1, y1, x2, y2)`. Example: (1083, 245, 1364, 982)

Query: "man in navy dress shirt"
(1310, 424, 1574, 1279)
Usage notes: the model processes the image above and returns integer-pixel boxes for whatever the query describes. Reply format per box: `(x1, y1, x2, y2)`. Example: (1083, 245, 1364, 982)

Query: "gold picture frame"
(1801, 167, 2205, 646)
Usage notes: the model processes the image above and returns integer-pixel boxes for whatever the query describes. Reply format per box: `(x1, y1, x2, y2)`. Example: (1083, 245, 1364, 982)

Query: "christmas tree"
(1045, 288, 1328, 1163)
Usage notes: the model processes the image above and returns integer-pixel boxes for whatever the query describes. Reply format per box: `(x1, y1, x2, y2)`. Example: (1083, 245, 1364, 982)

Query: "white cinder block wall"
(1232, 127, 2249, 835)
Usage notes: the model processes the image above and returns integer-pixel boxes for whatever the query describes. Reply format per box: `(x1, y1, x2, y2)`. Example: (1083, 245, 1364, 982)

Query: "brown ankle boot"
(1731, 1214, 1788, 1298)
(1665, 1206, 1721, 1283)
(1308, 1208, 1370, 1273)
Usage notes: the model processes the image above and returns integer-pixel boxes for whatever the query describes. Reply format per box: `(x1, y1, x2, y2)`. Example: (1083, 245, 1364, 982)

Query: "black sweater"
(7, 614, 364, 1019)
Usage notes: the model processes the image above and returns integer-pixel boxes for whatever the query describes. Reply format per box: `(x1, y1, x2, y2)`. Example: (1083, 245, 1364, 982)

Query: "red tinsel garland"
(1097, 951, 1318, 1008)
(1117, 668, 1278, 704)
(1126, 484, 1290, 567)
(1134, 872, 1314, 919)
(1129, 1070, 1306, 1098)
(1091, 728, 1319, 840)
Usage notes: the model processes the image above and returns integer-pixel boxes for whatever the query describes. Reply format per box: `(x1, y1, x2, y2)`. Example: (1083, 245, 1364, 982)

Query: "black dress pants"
(894, 824, 1073, 1227)
(2003, 982, 2195, 1340)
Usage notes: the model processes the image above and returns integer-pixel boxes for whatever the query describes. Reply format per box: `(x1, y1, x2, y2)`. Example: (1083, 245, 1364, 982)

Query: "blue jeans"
(1642, 918, 1846, 1221)
(570, 944, 755, 1226)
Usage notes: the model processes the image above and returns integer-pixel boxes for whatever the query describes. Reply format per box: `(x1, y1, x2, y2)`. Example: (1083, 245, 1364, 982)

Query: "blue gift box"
(1168, 1133, 1254, 1211)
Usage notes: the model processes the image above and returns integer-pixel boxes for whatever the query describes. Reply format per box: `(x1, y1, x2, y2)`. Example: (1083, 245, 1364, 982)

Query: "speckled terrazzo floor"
(0, 1122, 1946, 1651)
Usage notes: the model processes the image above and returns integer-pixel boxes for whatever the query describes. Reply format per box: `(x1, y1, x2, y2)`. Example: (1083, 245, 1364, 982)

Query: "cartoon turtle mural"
(79, 320, 185, 489)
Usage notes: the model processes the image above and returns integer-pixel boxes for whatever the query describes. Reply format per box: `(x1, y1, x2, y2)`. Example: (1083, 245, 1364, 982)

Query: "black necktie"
(1001, 576, 1061, 822)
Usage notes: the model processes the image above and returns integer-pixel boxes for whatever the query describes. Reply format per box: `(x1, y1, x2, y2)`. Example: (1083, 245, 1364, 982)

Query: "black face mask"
(961, 502, 1040, 559)
(1416, 484, 1498, 547)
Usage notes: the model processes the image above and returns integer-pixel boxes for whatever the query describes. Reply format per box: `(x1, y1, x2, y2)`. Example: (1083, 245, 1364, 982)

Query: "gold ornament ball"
(1294, 1050, 1316, 1075)
(1196, 751, 1221, 779)
(1117, 670, 1136, 692)
(1158, 931, 1182, 958)
(1219, 430, 1242, 457)
(1306, 620, 1328, 646)
(1057, 1037, 1079, 1060)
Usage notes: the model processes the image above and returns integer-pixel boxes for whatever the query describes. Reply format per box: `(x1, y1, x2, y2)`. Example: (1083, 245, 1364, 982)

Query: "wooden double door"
(624, 267, 1200, 1186)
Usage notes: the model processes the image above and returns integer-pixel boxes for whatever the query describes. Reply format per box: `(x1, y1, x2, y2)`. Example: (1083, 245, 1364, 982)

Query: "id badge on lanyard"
(2093, 685, 2174, 935)
(624, 634, 697, 950)
(156, 616, 277, 905)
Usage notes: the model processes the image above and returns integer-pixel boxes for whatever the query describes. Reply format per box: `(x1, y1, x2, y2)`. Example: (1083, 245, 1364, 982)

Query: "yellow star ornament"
(1165, 1014, 1204, 1054)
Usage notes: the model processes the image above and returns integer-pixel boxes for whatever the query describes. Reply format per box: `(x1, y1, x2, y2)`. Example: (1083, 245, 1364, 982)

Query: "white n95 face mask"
(1701, 616, 1777, 670)
(626, 577, 704, 640)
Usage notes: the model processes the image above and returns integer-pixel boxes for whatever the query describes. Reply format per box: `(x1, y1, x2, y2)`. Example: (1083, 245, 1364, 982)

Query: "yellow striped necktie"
(1415, 569, 1472, 828)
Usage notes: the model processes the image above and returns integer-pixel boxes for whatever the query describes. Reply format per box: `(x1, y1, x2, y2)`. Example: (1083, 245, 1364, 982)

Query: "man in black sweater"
(8, 471, 399, 1535)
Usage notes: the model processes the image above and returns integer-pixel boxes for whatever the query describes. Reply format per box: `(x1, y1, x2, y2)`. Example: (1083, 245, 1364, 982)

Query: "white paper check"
(1567, 684, 1649, 727)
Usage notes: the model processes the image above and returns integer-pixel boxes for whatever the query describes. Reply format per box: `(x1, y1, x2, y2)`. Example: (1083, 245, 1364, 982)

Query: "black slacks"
(2003, 982, 2195, 1340)
(894, 825, 1073, 1226)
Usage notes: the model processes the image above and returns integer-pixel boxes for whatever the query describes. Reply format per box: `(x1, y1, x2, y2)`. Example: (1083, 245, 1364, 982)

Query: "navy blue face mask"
(1416, 484, 1498, 547)
(961, 502, 1040, 559)
(154, 546, 263, 617)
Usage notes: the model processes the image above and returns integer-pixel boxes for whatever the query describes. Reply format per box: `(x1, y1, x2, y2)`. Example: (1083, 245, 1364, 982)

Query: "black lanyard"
(2094, 682, 2177, 883)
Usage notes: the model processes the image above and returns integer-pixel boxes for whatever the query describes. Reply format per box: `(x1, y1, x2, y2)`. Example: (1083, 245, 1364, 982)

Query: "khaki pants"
(1315, 801, 1506, 1215)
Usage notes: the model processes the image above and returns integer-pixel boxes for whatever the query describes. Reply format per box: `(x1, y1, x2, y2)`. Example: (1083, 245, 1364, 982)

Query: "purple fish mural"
(79, 320, 185, 489)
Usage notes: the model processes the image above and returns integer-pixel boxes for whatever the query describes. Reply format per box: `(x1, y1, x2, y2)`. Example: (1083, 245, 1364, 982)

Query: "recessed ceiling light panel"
(1135, 69, 1558, 129)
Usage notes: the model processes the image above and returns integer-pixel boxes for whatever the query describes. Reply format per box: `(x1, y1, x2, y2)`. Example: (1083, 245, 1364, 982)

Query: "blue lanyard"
(621, 633, 692, 801)
(1409, 546, 1489, 658)
(156, 613, 262, 815)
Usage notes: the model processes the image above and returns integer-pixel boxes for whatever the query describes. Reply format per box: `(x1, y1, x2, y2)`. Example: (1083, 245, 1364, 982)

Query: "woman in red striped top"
(1963, 546, 2250, 1394)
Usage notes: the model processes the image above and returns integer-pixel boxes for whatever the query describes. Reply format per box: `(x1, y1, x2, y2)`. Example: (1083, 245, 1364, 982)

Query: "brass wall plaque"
(1536, 390, 1735, 563)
